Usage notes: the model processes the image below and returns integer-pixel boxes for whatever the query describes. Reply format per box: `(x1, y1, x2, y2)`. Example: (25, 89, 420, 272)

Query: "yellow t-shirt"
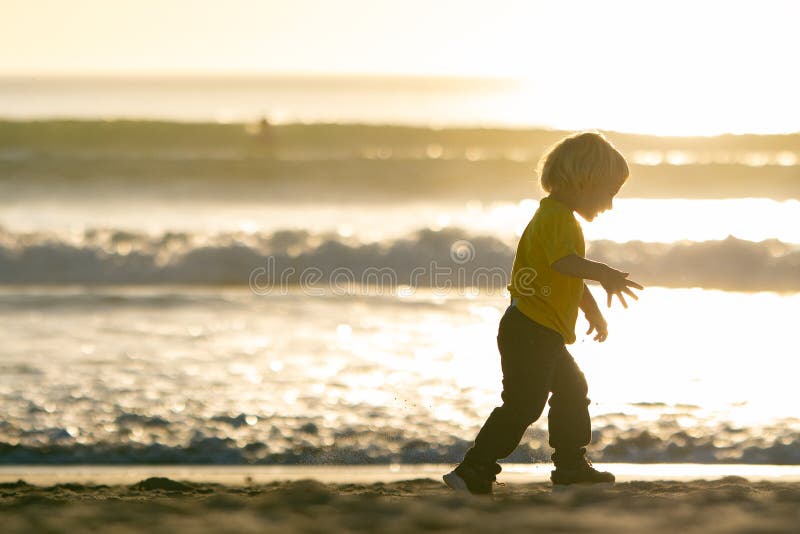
(507, 197, 585, 344)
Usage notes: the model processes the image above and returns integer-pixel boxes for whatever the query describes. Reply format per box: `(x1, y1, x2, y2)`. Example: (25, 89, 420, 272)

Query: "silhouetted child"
(444, 132, 643, 494)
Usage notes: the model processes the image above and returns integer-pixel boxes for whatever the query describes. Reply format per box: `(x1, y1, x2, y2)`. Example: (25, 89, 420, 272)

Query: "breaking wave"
(0, 226, 799, 290)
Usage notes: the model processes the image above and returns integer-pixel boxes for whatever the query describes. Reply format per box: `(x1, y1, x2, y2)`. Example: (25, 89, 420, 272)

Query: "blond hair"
(537, 131, 629, 194)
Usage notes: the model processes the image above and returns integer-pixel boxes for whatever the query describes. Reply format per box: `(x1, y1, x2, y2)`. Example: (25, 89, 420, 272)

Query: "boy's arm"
(552, 254, 643, 308)
(579, 283, 602, 317)
(551, 254, 612, 281)
(580, 284, 608, 342)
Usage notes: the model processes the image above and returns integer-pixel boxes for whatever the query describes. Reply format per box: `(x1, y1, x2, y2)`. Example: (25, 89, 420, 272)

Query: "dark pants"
(463, 304, 591, 468)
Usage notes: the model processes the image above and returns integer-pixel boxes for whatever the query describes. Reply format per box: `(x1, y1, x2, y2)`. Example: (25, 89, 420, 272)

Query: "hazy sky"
(2, 0, 797, 77)
(2, 0, 799, 134)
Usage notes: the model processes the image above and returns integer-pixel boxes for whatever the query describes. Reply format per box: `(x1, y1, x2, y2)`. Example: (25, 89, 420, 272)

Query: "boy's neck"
(547, 191, 578, 212)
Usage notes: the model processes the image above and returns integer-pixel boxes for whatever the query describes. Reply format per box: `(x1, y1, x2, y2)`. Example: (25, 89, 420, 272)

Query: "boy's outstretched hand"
(599, 267, 643, 308)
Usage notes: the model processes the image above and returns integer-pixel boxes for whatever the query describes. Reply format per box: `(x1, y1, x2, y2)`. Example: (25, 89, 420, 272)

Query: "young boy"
(444, 131, 642, 494)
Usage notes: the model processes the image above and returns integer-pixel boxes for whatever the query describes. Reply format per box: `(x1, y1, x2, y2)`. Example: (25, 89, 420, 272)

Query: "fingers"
(598, 326, 608, 342)
(606, 284, 642, 308)
(586, 325, 594, 335)
(622, 287, 639, 301)
(593, 331, 607, 342)
(611, 270, 644, 291)
(625, 279, 644, 290)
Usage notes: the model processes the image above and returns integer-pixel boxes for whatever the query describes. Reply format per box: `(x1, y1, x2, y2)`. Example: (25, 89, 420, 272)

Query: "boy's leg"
(463, 308, 564, 469)
(547, 348, 591, 462)
(547, 349, 614, 484)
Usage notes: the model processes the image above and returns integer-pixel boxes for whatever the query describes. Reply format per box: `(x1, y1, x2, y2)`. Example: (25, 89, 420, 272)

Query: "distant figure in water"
(257, 117, 273, 146)
(444, 132, 643, 494)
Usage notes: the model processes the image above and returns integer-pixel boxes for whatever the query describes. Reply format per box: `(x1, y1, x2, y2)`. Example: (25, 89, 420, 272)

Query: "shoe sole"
(442, 471, 470, 493)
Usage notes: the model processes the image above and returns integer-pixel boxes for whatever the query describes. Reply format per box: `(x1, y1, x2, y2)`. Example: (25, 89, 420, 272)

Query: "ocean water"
(1, 286, 798, 465)
(1, 117, 800, 464)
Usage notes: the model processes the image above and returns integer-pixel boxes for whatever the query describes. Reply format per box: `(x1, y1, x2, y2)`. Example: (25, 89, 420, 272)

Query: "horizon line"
(0, 116, 797, 138)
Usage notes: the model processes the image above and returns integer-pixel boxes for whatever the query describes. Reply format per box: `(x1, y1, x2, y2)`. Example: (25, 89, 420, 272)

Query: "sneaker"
(550, 456, 615, 486)
(443, 462, 501, 495)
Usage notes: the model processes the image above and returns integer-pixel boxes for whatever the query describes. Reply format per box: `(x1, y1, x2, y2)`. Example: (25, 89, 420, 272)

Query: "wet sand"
(2, 475, 799, 533)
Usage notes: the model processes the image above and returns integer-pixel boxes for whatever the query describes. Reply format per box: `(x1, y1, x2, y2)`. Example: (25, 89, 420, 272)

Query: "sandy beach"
(2, 471, 800, 533)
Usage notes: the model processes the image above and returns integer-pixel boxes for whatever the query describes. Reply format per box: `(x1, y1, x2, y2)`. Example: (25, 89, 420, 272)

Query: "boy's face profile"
(574, 177, 625, 221)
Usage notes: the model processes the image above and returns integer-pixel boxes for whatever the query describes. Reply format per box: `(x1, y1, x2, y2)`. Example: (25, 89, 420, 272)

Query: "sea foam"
(0, 226, 798, 290)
